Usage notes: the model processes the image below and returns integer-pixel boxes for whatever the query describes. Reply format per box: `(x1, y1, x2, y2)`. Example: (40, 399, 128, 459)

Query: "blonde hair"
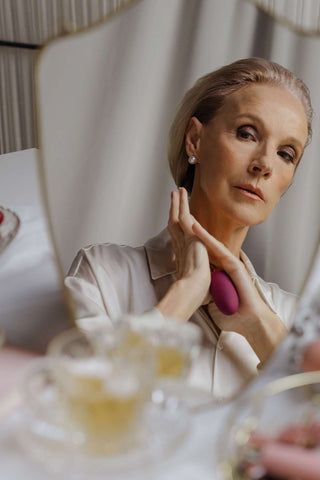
(168, 57, 313, 193)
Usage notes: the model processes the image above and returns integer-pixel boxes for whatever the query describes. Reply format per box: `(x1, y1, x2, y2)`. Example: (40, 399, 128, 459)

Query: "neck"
(189, 192, 249, 258)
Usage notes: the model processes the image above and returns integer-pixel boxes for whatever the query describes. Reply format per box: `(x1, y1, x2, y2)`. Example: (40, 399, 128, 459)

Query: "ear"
(185, 117, 203, 157)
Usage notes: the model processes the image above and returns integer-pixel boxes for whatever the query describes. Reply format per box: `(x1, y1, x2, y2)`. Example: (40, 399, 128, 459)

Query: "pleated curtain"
(0, 0, 130, 154)
(0, 46, 36, 153)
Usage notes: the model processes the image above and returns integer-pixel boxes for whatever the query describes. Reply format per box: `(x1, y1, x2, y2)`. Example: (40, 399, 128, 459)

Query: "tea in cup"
(120, 314, 202, 380)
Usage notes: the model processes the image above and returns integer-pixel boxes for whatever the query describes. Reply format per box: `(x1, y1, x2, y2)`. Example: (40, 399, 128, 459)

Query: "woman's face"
(187, 83, 309, 227)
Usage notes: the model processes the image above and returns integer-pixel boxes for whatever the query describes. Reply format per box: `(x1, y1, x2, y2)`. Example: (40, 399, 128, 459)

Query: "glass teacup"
(21, 327, 154, 455)
(119, 314, 202, 380)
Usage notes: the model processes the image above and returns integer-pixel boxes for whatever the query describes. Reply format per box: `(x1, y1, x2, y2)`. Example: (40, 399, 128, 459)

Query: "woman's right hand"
(168, 188, 211, 295)
(156, 188, 211, 321)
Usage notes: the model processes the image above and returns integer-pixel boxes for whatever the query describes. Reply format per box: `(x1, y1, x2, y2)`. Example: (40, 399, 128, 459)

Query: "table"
(0, 347, 233, 480)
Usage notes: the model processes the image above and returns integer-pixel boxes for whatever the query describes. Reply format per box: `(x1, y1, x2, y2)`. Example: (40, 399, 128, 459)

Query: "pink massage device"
(209, 270, 240, 315)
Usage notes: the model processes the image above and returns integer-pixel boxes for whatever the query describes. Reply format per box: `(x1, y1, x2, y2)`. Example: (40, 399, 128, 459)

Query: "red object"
(0, 210, 4, 224)
(210, 270, 240, 315)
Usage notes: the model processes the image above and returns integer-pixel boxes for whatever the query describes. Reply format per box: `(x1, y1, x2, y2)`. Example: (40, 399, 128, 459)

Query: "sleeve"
(267, 282, 298, 329)
(65, 248, 165, 332)
(64, 248, 111, 327)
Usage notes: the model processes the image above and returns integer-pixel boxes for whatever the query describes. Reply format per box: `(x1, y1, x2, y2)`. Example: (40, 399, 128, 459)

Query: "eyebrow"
(235, 113, 304, 151)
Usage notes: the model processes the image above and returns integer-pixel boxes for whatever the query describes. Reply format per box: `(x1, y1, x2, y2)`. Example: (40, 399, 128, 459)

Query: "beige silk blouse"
(65, 228, 297, 401)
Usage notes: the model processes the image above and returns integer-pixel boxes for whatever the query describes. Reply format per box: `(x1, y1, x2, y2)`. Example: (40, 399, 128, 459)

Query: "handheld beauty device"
(210, 270, 240, 315)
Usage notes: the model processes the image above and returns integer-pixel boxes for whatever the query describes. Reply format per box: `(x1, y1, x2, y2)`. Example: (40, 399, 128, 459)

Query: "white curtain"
(36, 0, 320, 296)
(0, 0, 130, 154)
(0, 47, 37, 153)
(0, 0, 130, 44)
(1, 0, 320, 154)
(250, 0, 320, 34)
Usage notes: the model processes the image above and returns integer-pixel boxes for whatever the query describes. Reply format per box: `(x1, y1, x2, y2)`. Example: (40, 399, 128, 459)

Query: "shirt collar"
(144, 227, 260, 282)
(144, 228, 176, 280)
(239, 249, 259, 281)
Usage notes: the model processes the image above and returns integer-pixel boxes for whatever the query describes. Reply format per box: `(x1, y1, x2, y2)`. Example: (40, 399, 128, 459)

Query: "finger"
(168, 191, 184, 242)
(169, 238, 180, 275)
(261, 443, 320, 480)
(168, 191, 184, 275)
(169, 191, 179, 225)
(192, 220, 238, 269)
(178, 187, 194, 235)
(168, 220, 182, 269)
(248, 432, 274, 448)
(192, 220, 253, 297)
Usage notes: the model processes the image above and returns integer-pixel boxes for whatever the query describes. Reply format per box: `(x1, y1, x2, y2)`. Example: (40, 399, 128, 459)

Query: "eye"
(278, 148, 296, 163)
(236, 125, 257, 141)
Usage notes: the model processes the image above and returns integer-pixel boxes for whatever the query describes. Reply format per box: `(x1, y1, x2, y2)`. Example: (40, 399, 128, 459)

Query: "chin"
(228, 205, 268, 227)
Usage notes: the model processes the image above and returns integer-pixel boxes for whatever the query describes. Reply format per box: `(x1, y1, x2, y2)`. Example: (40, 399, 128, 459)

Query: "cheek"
(202, 139, 239, 172)
(266, 174, 293, 211)
(275, 168, 294, 196)
(218, 136, 254, 166)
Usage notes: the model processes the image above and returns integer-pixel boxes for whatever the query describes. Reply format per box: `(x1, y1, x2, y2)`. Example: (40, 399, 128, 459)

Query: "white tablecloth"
(0, 149, 69, 351)
(0, 388, 232, 480)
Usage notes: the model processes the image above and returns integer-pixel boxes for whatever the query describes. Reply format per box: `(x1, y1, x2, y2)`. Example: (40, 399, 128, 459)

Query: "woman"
(65, 58, 312, 399)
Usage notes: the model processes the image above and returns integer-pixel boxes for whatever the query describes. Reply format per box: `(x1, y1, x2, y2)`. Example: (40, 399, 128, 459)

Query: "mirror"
(35, 0, 320, 402)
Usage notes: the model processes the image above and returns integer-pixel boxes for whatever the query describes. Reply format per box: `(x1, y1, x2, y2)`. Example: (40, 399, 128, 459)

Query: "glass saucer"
(152, 378, 215, 412)
(14, 395, 190, 478)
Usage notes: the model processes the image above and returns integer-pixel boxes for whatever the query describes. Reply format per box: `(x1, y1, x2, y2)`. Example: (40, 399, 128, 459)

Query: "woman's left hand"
(192, 220, 287, 363)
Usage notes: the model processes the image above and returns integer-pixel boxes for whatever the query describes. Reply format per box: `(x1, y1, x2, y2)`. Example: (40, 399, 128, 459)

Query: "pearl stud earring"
(188, 155, 197, 165)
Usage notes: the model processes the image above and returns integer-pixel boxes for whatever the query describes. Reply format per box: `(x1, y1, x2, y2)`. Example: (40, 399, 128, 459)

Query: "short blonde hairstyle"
(168, 57, 313, 193)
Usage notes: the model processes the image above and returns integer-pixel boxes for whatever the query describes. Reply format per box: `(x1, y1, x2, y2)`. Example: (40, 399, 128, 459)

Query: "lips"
(235, 184, 265, 201)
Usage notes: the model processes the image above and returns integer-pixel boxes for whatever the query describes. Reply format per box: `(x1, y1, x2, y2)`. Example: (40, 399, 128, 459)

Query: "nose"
(248, 146, 273, 178)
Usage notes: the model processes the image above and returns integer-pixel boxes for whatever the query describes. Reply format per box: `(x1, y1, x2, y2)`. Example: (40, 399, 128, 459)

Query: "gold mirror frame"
(246, 0, 320, 37)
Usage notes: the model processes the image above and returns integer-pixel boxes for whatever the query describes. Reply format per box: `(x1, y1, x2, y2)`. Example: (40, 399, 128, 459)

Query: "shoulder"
(67, 242, 147, 278)
(257, 276, 298, 328)
(240, 249, 297, 328)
